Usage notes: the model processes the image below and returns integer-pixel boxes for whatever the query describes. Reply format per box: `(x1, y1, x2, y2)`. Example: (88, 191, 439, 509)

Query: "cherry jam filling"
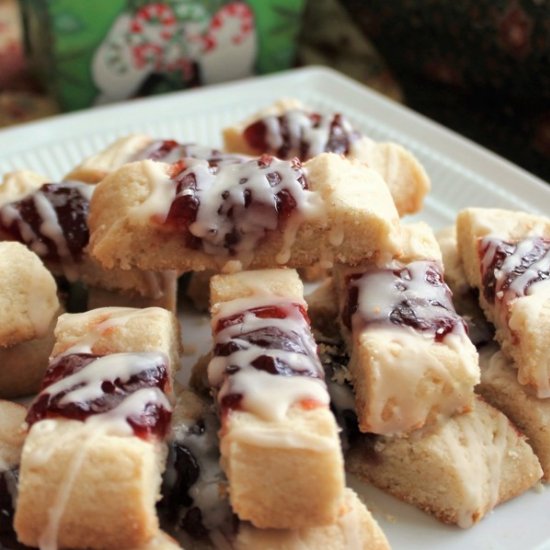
(26, 352, 171, 439)
(163, 155, 307, 255)
(138, 139, 185, 162)
(343, 262, 465, 342)
(213, 303, 322, 413)
(0, 183, 90, 262)
(214, 303, 309, 332)
(243, 111, 360, 160)
(480, 236, 550, 304)
(136, 139, 245, 170)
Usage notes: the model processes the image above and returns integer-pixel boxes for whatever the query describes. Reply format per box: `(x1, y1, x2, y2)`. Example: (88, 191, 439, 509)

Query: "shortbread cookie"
(166, 387, 388, 550)
(436, 226, 494, 347)
(0, 242, 61, 398)
(222, 98, 430, 216)
(208, 269, 345, 530)
(334, 223, 479, 435)
(456, 207, 550, 397)
(0, 169, 48, 205)
(89, 153, 401, 273)
(0, 177, 94, 280)
(65, 135, 249, 183)
(234, 489, 390, 550)
(0, 172, 179, 309)
(0, 242, 59, 348)
(346, 397, 542, 528)
(478, 346, 550, 480)
(0, 400, 26, 472)
(15, 307, 181, 549)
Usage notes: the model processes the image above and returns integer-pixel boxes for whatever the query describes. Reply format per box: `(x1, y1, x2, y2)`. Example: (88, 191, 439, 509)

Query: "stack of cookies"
(0, 99, 547, 549)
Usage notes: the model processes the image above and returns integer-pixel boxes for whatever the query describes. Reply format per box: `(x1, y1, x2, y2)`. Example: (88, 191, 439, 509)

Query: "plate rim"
(0, 65, 547, 206)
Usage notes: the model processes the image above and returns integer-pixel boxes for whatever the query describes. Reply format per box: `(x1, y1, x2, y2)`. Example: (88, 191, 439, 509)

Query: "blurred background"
(0, 0, 548, 180)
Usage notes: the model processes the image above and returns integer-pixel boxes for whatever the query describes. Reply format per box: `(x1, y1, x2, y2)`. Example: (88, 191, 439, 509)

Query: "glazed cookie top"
(0, 242, 59, 348)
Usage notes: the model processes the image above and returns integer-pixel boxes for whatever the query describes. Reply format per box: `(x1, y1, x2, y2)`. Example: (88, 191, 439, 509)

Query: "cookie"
(89, 154, 401, 272)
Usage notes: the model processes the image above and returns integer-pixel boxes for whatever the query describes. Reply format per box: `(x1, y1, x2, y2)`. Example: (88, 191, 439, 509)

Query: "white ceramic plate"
(0, 66, 548, 550)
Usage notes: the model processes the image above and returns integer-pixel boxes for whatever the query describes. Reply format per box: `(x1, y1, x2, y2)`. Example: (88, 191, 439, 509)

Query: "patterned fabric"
(0, 0, 547, 183)
(339, 0, 550, 182)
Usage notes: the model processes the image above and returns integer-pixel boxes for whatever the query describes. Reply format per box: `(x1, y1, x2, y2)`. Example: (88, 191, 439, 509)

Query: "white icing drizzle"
(224, 421, 338, 452)
(259, 110, 359, 159)
(482, 236, 550, 306)
(0, 203, 48, 256)
(31, 347, 171, 550)
(219, 369, 329, 423)
(35, 383, 171, 550)
(131, 160, 177, 224)
(352, 260, 465, 339)
(86, 387, 171, 436)
(33, 192, 78, 281)
(342, 258, 477, 435)
(358, 329, 476, 435)
(188, 157, 323, 263)
(42, 352, 165, 406)
(38, 426, 98, 550)
(0, 182, 93, 281)
(480, 237, 550, 396)
(132, 156, 323, 265)
(209, 295, 329, 422)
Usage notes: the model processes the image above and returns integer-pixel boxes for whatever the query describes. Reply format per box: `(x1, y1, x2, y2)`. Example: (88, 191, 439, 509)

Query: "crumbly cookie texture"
(0, 400, 26, 470)
(456, 207, 550, 397)
(222, 98, 430, 217)
(0, 242, 59, 348)
(0, 170, 47, 205)
(52, 306, 181, 369)
(88, 153, 401, 272)
(209, 269, 345, 530)
(478, 346, 550, 480)
(14, 307, 181, 549)
(234, 488, 390, 550)
(346, 397, 543, 528)
(0, 310, 59, 399)
(334, 223, 479, 435)
(65, 134, 153, 183)
(16, 418, 166, 549)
